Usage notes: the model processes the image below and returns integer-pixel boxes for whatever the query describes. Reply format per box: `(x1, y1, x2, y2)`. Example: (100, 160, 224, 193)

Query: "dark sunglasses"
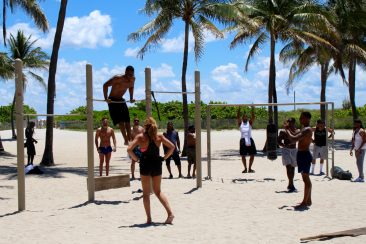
(134, 119, 139, 122)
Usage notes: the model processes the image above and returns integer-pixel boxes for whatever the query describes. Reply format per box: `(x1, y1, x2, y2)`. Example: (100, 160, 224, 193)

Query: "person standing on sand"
(95, 118, 116, 176)
(311, 119, 333, 176)
(237, 107, 257, 173)
(103, 65, 135, 146)
(163, 122, 183, 178)
(285, 111, 313, 209)
(278, 118, 298, 192)
(127, 117, 175, 224)
(130, 117, 144, 180)
(350, 119, 366, 183)
(25, 121, 37, 165)
(186, 125, 196, 178)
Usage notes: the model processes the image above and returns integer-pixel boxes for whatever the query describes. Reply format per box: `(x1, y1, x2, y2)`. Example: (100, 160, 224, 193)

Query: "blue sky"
(0, 0, 365, 115)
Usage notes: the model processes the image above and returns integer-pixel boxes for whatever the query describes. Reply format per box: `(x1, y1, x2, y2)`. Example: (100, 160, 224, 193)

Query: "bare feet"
(294, 202, 310, 210)
(165, 215, 174, 224)
(146, 217, 152, 224)
(124, 141, 129, 146)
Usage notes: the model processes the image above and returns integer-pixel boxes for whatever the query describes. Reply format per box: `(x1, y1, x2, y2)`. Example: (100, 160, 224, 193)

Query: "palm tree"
(8, 30, 49, 139)
(329, 0, 366, 120)
(128, 0, 233, 153)
(2, 0, 48, 46)
(0, 52, 13, 151)
(228, 0, 334, 126)
(279, 10, 341, 121)
(40, 0, 68, 166)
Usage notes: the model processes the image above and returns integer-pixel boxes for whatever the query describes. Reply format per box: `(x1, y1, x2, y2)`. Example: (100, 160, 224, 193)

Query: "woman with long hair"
(127, 117, 175, 224)
(350, 119, 366, 182)
(25, 121, 37, 165)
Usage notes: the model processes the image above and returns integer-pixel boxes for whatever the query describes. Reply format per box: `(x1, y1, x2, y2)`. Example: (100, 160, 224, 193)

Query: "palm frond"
(245, 32, 267, 71)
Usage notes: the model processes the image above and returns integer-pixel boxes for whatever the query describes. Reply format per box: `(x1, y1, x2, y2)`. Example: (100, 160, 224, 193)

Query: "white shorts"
(313, 145, 327, 160)
(281, 148, 297, 167)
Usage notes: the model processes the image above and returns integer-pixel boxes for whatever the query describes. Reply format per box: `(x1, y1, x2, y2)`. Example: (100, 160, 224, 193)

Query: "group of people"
(237, 107, 365, 209)
(95, 65, 199, 224)
(22, 64, 365, 223)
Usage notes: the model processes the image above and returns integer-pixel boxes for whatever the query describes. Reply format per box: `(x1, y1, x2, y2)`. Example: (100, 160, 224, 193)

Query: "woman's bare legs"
(152, 175, 174, 224)
(140, 175, 152, 224)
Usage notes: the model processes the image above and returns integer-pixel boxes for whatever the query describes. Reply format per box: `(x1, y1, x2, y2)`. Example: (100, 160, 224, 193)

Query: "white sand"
(0, 128, 365, 244)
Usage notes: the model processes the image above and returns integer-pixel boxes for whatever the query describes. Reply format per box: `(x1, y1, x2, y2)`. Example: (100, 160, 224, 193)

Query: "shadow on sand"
(118, 222, 169, 228)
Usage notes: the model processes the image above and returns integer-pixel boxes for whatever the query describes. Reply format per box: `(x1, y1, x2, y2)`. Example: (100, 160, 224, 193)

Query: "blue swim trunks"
(98, 146, 113, 155)
(133, 146, 142, 159)
(296, 151, 312, 174)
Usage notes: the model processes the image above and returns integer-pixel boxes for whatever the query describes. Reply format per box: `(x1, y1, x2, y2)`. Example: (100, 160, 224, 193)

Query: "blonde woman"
(127, 117, 175, 224)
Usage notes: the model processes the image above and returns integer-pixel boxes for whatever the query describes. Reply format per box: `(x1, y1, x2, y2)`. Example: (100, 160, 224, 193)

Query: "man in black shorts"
(163, 122, 183, 178)
(103, 65, 135, 145)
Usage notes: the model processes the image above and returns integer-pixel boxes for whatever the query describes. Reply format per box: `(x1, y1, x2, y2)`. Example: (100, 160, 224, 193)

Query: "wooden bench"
(88, 174, 130, 192)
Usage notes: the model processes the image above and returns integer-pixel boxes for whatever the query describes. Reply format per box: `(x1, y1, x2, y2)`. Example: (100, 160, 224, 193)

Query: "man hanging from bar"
(103, 65, 136, 145)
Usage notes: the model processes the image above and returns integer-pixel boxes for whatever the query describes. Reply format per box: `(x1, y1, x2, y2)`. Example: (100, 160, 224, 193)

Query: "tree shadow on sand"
(1, 164, 130, 180)
(0, 151, 16, 158)
(332, 139, 351, 150)
(212, 149, 270, 160)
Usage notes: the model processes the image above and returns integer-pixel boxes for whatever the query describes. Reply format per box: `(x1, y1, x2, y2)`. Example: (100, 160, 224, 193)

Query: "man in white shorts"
(311, 120, 332, 175)
(278, 118, 298, 192)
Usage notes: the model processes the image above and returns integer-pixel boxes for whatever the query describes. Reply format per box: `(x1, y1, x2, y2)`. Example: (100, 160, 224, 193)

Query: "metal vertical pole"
(206, 106, 211, 179)
(195, 70, 202, 188)
(331, 102, 335, 178)
(325, 103, 329, 177)
(15, 59, 25, 211)
(145, 67, 152, 117)
(86, 64, 95, 201)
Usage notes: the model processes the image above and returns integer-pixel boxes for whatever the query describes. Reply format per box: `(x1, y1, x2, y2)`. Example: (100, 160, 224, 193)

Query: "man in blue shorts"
(285, 112, 313, 209)
(95, 118, 116, 176)
(130, 117, 144, 180)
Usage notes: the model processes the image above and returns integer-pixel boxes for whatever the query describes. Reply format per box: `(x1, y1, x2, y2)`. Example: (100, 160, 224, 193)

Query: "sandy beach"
(0, 128, 365, 244)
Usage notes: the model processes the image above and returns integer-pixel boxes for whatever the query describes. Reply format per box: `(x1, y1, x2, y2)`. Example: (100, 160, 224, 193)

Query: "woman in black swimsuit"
(127, 117, 175, 224)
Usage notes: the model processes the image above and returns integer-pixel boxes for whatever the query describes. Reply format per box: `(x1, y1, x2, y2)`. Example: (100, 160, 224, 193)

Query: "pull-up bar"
(151, 91, 196, 95)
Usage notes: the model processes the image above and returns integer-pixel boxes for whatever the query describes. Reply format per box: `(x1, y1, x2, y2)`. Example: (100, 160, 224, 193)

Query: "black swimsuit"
(139, 140, 163, 176)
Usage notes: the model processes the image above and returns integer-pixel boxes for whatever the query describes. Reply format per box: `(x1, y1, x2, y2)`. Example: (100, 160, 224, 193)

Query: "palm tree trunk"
(268, 32, 276, 124)
(40, 0, 68, 166)
(320, 62, 329, 121)
(10, 91, 16, 139)
(348, 57, 358, 120)
(181, 20, 190, 157)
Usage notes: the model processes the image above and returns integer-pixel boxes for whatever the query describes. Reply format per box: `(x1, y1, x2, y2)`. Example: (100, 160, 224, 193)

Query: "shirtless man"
(103, 65, 135, 145)
(95, 118, 116, 176)
(278, 118, 298, 192)
(130, 117, 144, 180)
(187, 125, 196, 178)
(285, 112, 313, 209)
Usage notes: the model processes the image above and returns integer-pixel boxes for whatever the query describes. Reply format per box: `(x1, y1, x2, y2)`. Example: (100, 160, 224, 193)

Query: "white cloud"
(6, 10, 114, 50)
(160, 30, 223, 53)
(124, 47, 140, 57)
(150, 63, 175, 82)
